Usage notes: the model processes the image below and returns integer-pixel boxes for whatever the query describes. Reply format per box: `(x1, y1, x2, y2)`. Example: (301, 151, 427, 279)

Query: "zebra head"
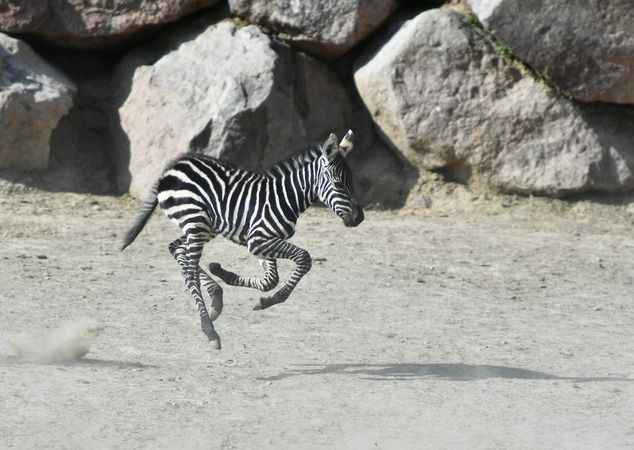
(317, 130, 364, 227)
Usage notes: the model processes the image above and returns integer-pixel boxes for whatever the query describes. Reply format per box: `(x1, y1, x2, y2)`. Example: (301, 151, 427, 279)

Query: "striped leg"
(169, 237, 223, 321)
(247, 238, 312, 310)
(179, 233, 221, 348)
(208, 258, 279, 292)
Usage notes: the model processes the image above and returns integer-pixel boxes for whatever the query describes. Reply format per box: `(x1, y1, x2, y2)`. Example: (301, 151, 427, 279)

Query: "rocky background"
(1, 0, 634, 207)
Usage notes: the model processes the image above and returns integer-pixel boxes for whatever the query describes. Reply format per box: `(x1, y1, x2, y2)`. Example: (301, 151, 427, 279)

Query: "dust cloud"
(6, 318, 103, 363)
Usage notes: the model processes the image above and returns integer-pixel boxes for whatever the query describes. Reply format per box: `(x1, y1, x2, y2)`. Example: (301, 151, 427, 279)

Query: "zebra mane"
(174, 143, 323, 176)
(265, 145, 322, 174)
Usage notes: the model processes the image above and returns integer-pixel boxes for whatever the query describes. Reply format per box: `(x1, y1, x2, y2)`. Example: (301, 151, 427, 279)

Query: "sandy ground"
(1, 191, 634, 449)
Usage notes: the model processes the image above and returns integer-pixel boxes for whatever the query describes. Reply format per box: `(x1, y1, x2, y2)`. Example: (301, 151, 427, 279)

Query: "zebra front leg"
(181, 235, 221, 349)
(169, 237, 223, 321)
(248, 238, 312, 310)
(208, 258, 279, 292)
(201, 272, 223, 322)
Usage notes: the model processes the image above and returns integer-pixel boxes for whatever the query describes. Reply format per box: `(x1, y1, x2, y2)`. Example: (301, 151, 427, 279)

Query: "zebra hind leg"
(208, 258, 279, 292)
(248, 238, 312, 310)
(175, 233, 221, 348)
(169, 237, 223, 321)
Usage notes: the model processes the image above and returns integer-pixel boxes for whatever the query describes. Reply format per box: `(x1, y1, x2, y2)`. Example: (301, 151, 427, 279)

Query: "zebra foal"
(121, 131, 363, 349)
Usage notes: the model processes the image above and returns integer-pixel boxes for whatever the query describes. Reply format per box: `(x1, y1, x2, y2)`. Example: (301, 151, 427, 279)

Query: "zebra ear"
(338, 129, 354, 157)
(321, 133, 339, 161)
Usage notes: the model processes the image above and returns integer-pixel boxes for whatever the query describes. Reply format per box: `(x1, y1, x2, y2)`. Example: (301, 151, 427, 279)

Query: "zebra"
(121, 130, 363, 349)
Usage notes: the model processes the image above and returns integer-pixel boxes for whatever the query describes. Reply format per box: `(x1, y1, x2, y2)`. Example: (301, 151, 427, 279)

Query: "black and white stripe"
(121, 131, 363, 348)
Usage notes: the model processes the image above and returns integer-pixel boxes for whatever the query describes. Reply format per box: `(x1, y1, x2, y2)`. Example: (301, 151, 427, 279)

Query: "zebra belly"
(223, 231, 248, 246)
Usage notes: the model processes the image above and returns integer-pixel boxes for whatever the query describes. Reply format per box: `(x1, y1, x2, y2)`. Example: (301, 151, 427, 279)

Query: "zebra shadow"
(0, 355, 157, 370)
(258, 363, 633, 383)
(68, 358, 158, 369)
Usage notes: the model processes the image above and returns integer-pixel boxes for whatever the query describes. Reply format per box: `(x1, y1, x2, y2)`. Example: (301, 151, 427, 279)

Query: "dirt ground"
(1, 191, 634, 449)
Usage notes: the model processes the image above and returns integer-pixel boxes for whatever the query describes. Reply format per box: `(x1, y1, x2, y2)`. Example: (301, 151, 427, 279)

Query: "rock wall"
(0, 1, 220, 49)
(228, 0, 398, 59)
(114, 19, 353, 197)
(1, 0, 634, 205)
(0, 33, 75, 171)
(354, 9, 634, 196)
(467, 0, 634, 104)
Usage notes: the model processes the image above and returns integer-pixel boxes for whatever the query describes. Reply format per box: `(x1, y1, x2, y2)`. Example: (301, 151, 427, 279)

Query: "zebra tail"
(121, 187, 158, 251)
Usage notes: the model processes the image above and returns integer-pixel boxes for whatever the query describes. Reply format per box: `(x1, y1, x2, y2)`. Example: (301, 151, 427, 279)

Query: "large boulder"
(113, 19, 354, 198)
(228, 0, 398, 59)
(0, 33, 75, 171)
(467, 0, 634, 104)
(354, 9, 634, 197)
(0, 0, 220, 49)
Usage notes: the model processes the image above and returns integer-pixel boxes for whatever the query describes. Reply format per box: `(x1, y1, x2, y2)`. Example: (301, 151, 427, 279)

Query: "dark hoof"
(201, 319, 221, 349)
(210, 337, 221, 350)
(208, 263, 236, 285)
(253, 296, 282, 310)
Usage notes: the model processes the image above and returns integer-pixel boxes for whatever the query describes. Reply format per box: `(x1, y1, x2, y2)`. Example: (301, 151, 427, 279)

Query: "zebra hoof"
(210, 337, 221, 350)
(254, 296, 280, 310)
(201, 320, 221, 349)
(208, 262, 222, 274)
(205, 331, 222, 350)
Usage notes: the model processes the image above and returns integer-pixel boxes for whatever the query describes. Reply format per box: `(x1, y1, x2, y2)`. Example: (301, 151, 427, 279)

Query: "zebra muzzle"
(343, 208, 364, 227)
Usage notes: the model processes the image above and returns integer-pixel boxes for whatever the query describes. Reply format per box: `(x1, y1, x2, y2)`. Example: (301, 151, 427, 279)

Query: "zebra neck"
(268, 147, 323, 217)
(301, 155, 323, 212)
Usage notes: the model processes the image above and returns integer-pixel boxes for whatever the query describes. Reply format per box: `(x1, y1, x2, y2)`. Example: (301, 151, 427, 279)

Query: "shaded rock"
(113, 20, 353, 198)
(228, 0, 398, 59)
(0, 0, 220, 49)
(349, 136, 416, 208)
(467, 0, 634, 104)
(346, 99, 417, 208)
(0, 48, 118, 194)
(354, 9, 634, 196)
(0, 33, 75, 171)
(46, 71, 116, 194)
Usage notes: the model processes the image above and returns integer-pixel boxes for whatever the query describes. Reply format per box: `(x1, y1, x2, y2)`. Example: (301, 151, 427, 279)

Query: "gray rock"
(354, 9, 634, 196)
(228, 0, 398, 59)
(0, 0, 220, 49)
(113, 20, 354, 198)
(467, 0, 634, 104)
(0, 33, 75, 171)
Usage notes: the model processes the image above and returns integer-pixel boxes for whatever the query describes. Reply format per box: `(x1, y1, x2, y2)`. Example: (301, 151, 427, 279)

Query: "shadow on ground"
(0, 356, 157, 370)
(259, 363, 632, 382)
(71, 358, 158, 369)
